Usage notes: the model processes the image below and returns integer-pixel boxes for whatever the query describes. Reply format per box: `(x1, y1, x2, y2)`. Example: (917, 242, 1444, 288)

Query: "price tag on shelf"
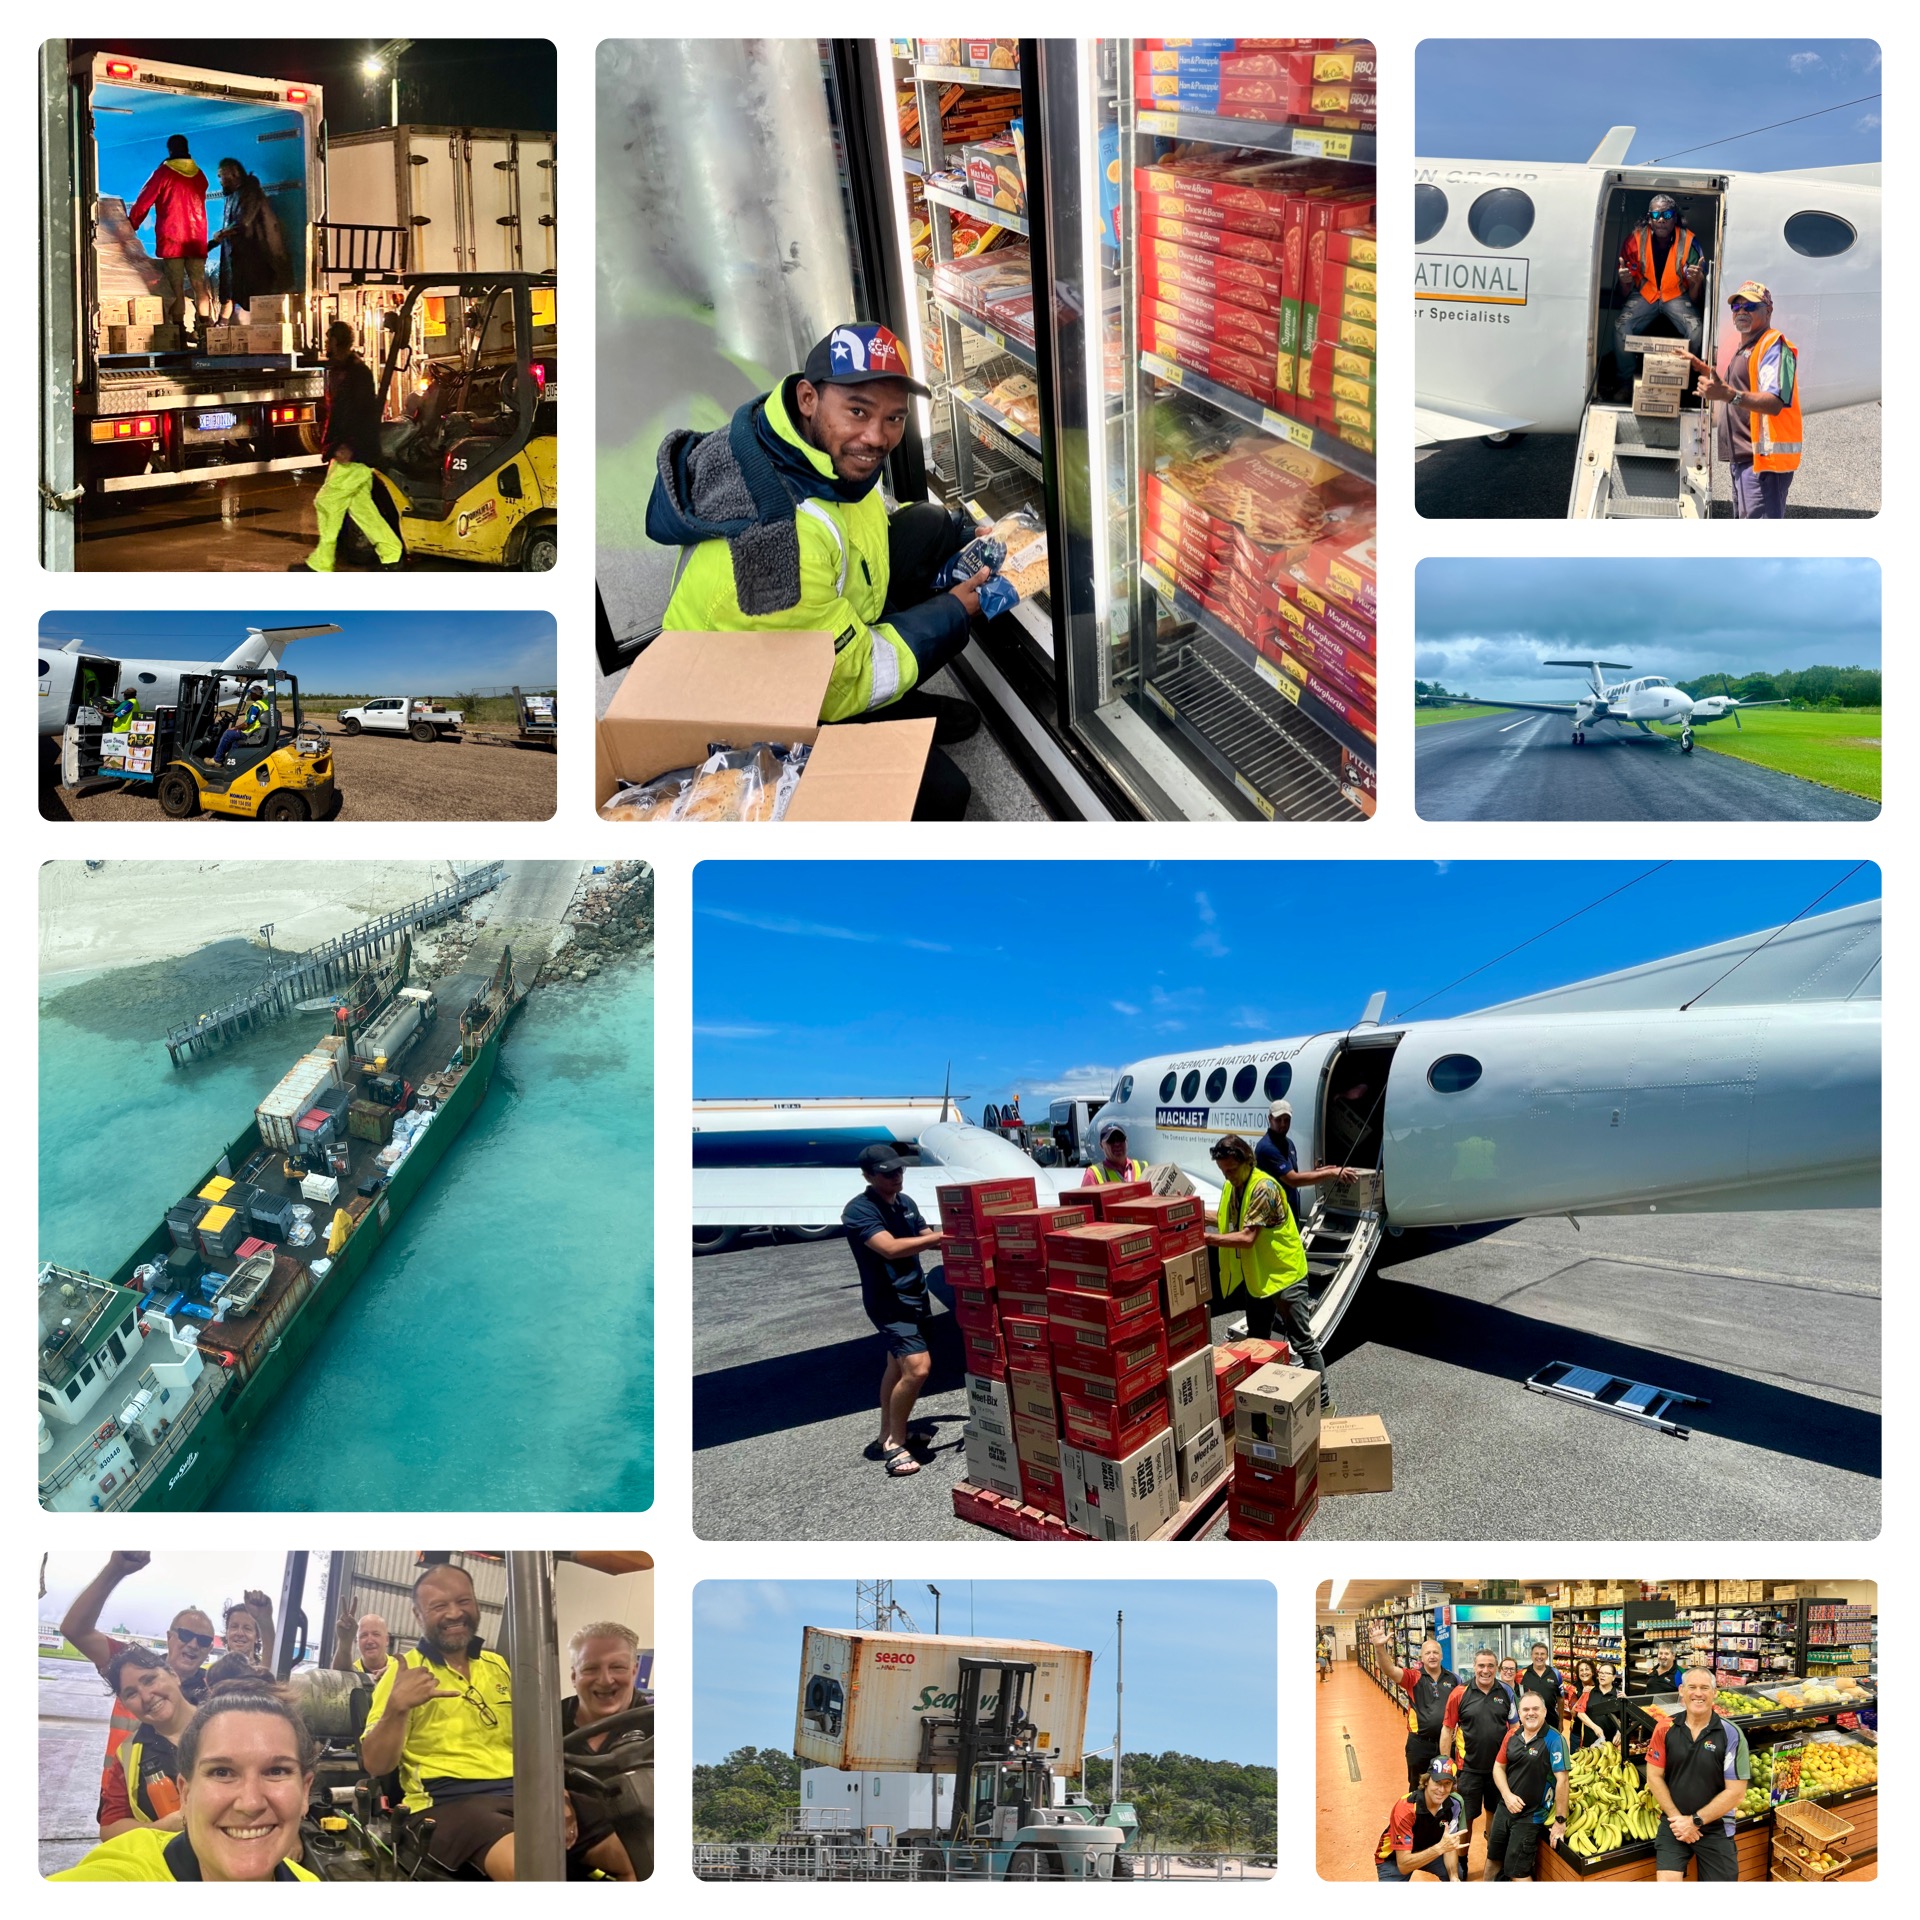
(1146, 683, 1175, 720)
(1260, 409, 1317, 450)
(1140, 564, 1172, 603)
(1291, 130, 1354, 161)
(1233, 773, 1276, 820)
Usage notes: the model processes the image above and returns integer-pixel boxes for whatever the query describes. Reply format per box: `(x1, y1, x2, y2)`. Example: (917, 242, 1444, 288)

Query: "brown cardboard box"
(1327, 1170, 1383, 1211)
(1059, 1427, 1178, 1541)
(1007, 1365, 1057, 1427)
(1633, 379, 1683, 418)
(103, 324, 183, 354)
(1013, 1414, 1060, 1473)
(1177, 1418, 1230, 1503)
(245, 322, 299, 353)
(595, 630, 933, 823)
(1316, 1413, 1392, 1494)
(1165, 1345, 1218, 1451)
(1160, 1246, 1209, 1319)
(1232, 1363, 1320, 1464)
(129, 295, 167, 324)
(965, 1372, 1015, 1439)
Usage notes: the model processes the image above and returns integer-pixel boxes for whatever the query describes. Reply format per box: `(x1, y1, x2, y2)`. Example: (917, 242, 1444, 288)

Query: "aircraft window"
(1180, 1068, 1201, 1102)
(1117, 1075, 1133, 1104)
(137, 671, 158, 684)
(38, 659, 48, 675)
(1264, 1061, 1292, 1100)
(1467, 187, 1534, 249)
(1232, 1063, 1258, 1103)
(1205, 1066, 1228, 1101)
(1414, 183, 1448, 244)
(1784, 211, 1856, 258)
(1428, 1053, 1484, 1094)
(1159, 1071, 1177, 1102)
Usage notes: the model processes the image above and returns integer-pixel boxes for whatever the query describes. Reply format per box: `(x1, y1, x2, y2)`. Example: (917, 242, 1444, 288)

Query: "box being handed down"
(596, 630, 933, 822)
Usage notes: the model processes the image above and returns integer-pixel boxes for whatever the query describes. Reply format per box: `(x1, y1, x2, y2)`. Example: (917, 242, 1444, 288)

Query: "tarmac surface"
(1415, 709, 1878, 822)
(693, 1209, 1879, 1543)
(70, 471, 506, 572)
(1415, 401, 1880, 519)
(39, 1655, 111, 1877)
(45, 726, 556, 823)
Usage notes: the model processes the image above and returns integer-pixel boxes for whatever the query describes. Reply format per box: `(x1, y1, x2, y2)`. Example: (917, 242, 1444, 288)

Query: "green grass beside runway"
(1414, 704, 1513, 726)
(1692, 708, 1881, 803)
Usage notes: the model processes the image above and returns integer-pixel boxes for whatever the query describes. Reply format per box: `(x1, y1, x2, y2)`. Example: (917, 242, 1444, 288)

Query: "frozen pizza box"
(1327, 224, 1376, 268)
(597, 630, 932, 823)
(1317, 1414, 1393, 1494)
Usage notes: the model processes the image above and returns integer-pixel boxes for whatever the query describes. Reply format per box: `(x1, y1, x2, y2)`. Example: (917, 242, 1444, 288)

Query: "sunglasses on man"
(1728, 299, 1765, 314)
(1647, 209, 1677, 222)
(172, 1629, 215, 1651)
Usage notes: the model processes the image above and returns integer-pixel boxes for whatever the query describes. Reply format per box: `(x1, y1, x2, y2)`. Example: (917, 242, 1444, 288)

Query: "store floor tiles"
(1318, 1659, 1488, 1881)
(1302, 1209, 1879, 1542)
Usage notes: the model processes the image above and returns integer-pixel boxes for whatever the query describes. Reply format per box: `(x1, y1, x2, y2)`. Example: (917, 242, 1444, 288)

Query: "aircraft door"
(1316, 1033, 1401, 1181)
(1719, 173, 1879, 411)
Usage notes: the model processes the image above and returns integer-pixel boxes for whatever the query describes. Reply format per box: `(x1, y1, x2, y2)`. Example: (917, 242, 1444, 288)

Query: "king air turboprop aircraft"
(1414, 127, 1879, 518)
(1091, 900, 1879, 1353)
(38, 623, 339, 737)
(1446, 660, 1787, 751)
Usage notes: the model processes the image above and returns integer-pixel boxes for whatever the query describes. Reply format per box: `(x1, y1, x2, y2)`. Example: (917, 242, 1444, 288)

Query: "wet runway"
(1416, 709, 1879, 821)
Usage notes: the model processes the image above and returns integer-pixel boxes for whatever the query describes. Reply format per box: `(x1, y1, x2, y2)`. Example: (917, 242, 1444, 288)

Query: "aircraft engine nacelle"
(1382, 1002, 1879, 1226)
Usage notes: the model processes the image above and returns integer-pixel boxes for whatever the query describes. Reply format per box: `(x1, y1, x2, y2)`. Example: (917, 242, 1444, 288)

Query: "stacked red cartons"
(1075, 1180, 1153, 1219)
(1227, 1361, 1322, 1540)
(1106, 1192, 1208, 1258)
(982, 1202, 1091, 1515)
(939, 1177, 1037, 1385)
(1295, 193, 1377, 444)
(1312, 227, 1377, 447)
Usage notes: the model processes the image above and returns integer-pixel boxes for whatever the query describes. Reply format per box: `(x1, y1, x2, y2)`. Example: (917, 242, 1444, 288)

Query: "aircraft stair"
(1568, 402, 1710, 518)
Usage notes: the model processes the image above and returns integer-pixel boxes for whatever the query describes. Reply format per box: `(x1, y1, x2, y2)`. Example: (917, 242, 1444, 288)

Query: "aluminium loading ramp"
(1568, 338, 1713, 519)
(1525, 1362, 1708, 1436)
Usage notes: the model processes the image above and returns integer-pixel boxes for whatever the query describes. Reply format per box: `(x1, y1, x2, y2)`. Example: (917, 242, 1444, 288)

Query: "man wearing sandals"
(842, 1142, 945, 1478)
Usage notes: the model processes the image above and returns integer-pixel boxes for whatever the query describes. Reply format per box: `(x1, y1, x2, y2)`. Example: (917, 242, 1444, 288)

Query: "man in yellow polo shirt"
(360, 1562, 560, 1879)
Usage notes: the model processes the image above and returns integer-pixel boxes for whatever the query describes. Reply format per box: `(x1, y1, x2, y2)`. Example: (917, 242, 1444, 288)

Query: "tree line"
(1416, 668, 1879, 710)
(691, 1744, 1277, 1855)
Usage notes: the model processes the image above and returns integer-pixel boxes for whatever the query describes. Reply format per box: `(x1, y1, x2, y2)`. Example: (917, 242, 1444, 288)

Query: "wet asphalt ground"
(692, 1209, 1878, 1544)
(1415, 709, 1878, 822)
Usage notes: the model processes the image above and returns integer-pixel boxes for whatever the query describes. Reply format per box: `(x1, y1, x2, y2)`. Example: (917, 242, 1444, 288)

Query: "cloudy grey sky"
(1415, 558, 1879, 701)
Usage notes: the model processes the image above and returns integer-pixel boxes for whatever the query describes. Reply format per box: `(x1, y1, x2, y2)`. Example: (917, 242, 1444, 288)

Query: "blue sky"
(694, 1580, 1276, 1767)
(1417, 40, 1881, 167)
(38, 610, 555, 696)
(1415, 558, 1879, 700)
(693, 862, 1879, 1107)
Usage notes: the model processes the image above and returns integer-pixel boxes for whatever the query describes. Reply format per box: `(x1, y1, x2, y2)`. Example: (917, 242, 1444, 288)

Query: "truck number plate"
(196, 410, 239, 431)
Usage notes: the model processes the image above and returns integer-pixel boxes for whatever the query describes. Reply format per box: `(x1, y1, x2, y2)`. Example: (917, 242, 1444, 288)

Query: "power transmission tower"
(854, 1580, 916, 1632)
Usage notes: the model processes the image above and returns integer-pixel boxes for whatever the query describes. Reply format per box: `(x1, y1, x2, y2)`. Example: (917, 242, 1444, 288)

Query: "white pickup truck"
(336, 697, 463, 742)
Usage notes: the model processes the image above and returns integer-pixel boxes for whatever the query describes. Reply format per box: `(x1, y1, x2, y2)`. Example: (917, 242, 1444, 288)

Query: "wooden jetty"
(164, 864, 506, 1067)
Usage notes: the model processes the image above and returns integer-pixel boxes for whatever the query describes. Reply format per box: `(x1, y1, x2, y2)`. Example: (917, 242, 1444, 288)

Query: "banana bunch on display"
(1563, 1742, 1664, 1856)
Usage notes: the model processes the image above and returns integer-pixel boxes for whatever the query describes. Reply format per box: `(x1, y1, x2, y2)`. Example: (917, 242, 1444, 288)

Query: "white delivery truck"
(335, 696, 464, 741)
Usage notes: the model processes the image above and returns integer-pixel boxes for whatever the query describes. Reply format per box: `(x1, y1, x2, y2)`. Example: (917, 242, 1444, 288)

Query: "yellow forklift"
(353, 271, 558, 570)
(156, 668, 341, 820)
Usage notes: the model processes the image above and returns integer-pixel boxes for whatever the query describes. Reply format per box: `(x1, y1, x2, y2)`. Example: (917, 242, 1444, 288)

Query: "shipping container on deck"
(793, 1627, 1091, 1774)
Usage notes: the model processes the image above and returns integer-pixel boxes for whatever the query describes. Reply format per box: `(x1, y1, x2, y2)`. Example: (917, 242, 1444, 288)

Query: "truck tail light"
(105, 59, 136, 78)
(90, 417, 162, 444)
(287, 88, 309, 103)
(269, 404, 312, 425)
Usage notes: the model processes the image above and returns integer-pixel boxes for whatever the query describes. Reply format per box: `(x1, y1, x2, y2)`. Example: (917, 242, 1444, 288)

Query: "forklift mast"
(932, 1657, 1043, 1845)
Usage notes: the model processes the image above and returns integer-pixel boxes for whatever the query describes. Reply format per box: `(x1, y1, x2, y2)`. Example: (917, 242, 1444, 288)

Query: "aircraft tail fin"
(1586, 126, 1636, 167)
(221, 623, 342, 672)
(1541, 658, 1633, 695)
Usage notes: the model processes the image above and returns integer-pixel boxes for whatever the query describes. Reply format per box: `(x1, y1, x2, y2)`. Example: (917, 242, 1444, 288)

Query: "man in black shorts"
(841, 1142, 945, 1478)
(1440, 1648, 1514, 1849)
(1484, 1689, 1568, 1882)
(1398, 1638, 1457, 1791)
(1646, 1667, 1750, 1882)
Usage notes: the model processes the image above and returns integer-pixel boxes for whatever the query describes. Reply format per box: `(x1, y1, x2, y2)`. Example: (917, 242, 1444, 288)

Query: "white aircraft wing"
(1431, 697, 1581, 715)
(1474, 899, 1880, 1015)
(1415, 402, 1537, 446)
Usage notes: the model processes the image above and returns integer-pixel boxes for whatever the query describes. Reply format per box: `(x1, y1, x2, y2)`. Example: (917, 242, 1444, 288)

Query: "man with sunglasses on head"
(362, 1560, 580, 1879)
(1614, 195, 1705, 388)
(1695, 280, 1802, 518)
(843, 1141, 945, 1479)
(61, 1551, 229, 1835)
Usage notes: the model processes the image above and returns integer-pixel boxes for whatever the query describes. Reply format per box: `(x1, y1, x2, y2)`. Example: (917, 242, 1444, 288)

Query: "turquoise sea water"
(39, 947, 653, 1512)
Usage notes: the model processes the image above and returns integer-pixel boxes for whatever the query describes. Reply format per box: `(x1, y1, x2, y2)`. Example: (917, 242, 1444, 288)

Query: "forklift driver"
(215, 684, 271, 765)
(1613, 196, 1705, 389)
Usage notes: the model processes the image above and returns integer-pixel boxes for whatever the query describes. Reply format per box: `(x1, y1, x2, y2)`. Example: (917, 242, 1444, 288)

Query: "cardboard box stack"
(1632, 337, 1689, 418)
(1227, 1359, 1323, 1539)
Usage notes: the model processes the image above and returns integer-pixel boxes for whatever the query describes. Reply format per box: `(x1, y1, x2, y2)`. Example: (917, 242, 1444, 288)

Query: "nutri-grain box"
(936, 1177, 1037, 1235)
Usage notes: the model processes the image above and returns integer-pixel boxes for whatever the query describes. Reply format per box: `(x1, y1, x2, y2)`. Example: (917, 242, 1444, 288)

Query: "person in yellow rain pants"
(291, 321, 403, 572)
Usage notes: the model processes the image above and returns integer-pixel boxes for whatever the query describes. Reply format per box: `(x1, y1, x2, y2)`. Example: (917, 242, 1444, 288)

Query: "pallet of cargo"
(952, 1468, 1228, 1542)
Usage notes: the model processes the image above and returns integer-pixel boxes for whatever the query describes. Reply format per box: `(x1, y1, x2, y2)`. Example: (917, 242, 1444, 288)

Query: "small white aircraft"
(1440, 659, 1788, 750)
(1414, 125, 1880, 516)
(38, 623, 339, 737)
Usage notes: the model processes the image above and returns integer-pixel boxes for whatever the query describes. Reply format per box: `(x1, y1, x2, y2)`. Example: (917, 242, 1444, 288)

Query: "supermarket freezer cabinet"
(875, 38, 1378, 820)
(597, 39, 1376, 821)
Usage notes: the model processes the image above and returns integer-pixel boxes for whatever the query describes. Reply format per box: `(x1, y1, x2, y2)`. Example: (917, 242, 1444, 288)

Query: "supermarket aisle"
(1317, 1657, 1489, 1882)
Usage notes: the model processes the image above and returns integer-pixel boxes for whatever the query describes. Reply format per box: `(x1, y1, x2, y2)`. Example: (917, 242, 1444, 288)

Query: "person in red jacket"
(127, 135, 210, 335)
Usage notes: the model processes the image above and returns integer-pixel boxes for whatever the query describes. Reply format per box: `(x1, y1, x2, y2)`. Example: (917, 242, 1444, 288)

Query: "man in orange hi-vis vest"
(1614, 194, 1706, 383)
(1695, 279, 1804, 519)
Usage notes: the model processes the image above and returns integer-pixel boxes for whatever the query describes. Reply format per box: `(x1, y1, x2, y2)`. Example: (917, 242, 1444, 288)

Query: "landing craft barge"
(38, 948, 523, 1512)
